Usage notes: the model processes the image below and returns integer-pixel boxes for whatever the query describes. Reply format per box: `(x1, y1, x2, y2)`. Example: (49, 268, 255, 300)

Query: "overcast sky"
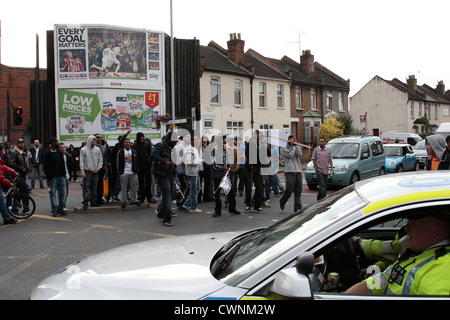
(1, 0, 448, 96)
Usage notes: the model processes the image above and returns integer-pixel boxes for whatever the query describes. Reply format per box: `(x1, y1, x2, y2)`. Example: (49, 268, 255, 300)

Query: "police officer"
(346, 213, 450, 295)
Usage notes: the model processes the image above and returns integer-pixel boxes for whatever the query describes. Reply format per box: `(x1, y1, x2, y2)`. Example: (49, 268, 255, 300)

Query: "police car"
(30, 171, 450, 300)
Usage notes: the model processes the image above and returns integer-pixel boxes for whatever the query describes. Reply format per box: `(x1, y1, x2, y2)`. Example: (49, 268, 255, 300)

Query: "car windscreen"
(327, 142, 360, 159)
(384, 146, 403, 157)
(214, 186, 366, 285)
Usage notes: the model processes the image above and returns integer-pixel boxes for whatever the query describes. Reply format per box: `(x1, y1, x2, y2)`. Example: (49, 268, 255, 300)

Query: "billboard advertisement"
(54, 24, 165, 146)
(57, 87, 162, 144)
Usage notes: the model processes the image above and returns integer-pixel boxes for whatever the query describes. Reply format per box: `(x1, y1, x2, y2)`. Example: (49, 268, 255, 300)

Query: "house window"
(259, 82, 266, 108)
(234, 80, 243, 106)
(434, 104, 438, 120)
(326, 91, 332, 111)
(305, 122, 311, 143)
(295, 87, 302, 109)
(310, 88, 317, 110)
(418, 103, 422, 117)
(259, 124, 273, 136)
(210, 76, 221, 104)
(226, 121, 244, 138)
(410, 102, 414, 118)
(444, 106, 449, 117)
(338, 92, 344, 112)
(426, 104, 431, 119)
(277, 84, 284, 108)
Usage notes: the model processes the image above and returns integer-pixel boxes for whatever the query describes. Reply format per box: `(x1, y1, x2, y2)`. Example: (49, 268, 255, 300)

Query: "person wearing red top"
(0, 145, 20, 224)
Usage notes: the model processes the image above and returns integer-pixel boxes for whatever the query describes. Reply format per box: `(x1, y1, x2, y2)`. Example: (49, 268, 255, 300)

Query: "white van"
(436, 122, 450, 139)
(381, 131, 422, 146)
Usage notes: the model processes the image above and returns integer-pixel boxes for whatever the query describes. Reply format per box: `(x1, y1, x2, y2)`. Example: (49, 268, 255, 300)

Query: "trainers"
(254, 208, 265, 214)
(244, 206, 252, 213)
(163, 220, 173, 227)
(190, 208, 202, 213)
(229, 209, 241, 215)
(4, 217, 17, 224)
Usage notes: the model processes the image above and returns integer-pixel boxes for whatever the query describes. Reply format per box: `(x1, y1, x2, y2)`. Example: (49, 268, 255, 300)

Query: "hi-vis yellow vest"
(366, 246, 450, 295)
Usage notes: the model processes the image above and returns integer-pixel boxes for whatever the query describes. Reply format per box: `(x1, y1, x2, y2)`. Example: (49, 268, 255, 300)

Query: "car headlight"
(389, 160, 397, 167)
(306, 162, 314, 171)
(336, 163, 349, 171)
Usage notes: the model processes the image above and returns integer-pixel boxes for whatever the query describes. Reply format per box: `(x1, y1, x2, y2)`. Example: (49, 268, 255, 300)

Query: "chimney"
(407, 75, 417, 92)
(436, 80, 445, 98)
(300, 50, 314, 75)
(227, 33, 245, 64)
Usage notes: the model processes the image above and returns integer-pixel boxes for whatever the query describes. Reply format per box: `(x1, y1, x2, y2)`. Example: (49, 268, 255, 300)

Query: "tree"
(319, 117, 344, 142)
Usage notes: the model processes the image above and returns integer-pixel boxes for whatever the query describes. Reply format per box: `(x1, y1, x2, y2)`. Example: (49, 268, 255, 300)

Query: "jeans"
(244, 169, 264, 209)
(156, 174, 173, 222)
(0, 190, 13, 222)
(186, 175, 200, 209)
(280, 172, 302, 211)
(30, 163, 44, 187)
(316, 171, 328, 201)
(50, 176, 67, 213)
(82, 170, 98, 205)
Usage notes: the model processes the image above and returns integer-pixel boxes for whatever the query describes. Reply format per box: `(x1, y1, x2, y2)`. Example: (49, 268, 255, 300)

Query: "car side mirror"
(271, 252, 314, 300)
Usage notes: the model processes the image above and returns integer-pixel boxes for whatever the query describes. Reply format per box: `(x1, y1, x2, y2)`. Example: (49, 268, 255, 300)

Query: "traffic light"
(13, 106, 23, 125)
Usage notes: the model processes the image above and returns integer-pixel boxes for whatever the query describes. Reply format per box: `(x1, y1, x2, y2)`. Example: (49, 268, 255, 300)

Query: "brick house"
(270, 50, 350, 145)
(0, 63, 46, 144)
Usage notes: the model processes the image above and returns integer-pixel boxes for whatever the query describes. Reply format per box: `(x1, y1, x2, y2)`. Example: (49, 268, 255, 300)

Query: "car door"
(403, 146, 415, 171)
(358, 143, 373, 180)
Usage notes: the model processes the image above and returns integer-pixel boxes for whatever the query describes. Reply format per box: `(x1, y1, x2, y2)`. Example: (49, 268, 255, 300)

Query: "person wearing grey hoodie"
(425, 134, 446, 170)
(280, 135, 303, 213)
(79, 135, 103, 209)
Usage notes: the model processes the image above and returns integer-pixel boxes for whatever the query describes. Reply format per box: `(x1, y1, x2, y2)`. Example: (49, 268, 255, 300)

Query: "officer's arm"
(345, 281, 372, 295)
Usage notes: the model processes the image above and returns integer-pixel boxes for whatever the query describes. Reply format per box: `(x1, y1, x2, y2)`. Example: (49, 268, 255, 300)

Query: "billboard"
(54, 24, 165, 146)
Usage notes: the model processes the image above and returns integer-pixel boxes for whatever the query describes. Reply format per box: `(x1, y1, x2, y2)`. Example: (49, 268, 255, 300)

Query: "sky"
(1, 0, 449, 96)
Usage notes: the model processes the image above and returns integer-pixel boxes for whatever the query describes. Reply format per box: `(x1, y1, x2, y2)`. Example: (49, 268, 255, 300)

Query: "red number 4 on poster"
(145, 92, 159, 109)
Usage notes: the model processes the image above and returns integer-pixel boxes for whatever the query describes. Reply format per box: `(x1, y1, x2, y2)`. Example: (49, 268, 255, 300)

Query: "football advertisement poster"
(54, 24, 165, 146)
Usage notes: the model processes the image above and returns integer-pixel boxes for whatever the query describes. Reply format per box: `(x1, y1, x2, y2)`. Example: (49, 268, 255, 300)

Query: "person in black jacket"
(133, 132, 153, 205)
(29, 140, 45, 189)
(151, 131, 176, 226)
(117, 137, 140, 209)
(44, 137, 67, 217)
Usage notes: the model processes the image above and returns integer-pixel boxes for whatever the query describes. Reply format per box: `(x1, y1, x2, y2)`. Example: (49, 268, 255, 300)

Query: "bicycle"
(5, 176, 36, 219)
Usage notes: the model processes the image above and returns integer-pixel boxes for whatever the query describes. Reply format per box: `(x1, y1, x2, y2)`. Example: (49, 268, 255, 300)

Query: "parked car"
(436, 122, 450, 138)
(384, 144, 419, 173)
(381, 131, 422, 146)
(305, 136, 386, 189)
(30, 171, 450, 300)
(413, 139, 429, 169)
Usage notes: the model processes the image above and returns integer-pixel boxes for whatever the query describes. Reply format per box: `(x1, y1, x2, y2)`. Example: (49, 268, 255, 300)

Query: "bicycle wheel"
(7, 193, 36, 219)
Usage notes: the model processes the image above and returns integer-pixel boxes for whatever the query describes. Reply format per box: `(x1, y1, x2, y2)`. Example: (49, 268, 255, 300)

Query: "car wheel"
(414, 161, 420, 171)
(379, 167, 386, 175)
(350, 172, 359, 184)
(396, 164, 403, 173)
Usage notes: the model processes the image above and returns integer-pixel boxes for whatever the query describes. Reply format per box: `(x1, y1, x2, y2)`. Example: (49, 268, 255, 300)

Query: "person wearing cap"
(7, 138, 30, 214)
(346, 213, 450, 296)
(0, 145, 20, 224)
